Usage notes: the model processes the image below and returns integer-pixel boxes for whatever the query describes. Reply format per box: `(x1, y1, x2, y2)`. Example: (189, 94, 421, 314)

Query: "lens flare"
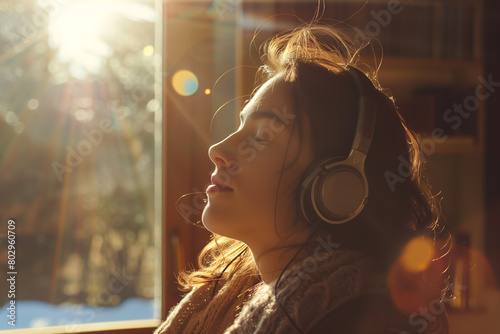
(172, 70, 198, 96)
(388, 236, 446, 314)
(401, 236, 435, 272)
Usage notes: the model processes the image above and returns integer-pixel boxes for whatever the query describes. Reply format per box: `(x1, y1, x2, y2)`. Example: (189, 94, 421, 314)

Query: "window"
(0, 0, 162, 332)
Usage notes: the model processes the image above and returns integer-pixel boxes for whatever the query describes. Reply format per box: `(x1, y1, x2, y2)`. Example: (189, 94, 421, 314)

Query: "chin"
(201, 206, 245, 240)
(201, 204, 228, 235)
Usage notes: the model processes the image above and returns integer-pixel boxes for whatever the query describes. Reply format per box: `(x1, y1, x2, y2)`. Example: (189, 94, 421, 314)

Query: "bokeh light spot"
(28, 98, 39, 110)
(205, 88, 211, 95)
(401, 237, 434, 272)
(172, 70, 198, 96)
(143, 45, 155, 57)
(146, 99, 160, 112)
(5, 111, 18, 125)
(13, 122, 25, 134)
(74, 108, 95, 123)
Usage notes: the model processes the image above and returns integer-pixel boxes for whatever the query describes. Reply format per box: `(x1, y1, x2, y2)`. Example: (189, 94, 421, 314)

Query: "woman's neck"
(250, 232, 311, 284)
(250, 229, 342, 284)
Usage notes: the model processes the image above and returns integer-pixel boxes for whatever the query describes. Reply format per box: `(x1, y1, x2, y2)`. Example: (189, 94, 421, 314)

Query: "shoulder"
(278, 248, 390, 330)
(306, 293, 449, 334)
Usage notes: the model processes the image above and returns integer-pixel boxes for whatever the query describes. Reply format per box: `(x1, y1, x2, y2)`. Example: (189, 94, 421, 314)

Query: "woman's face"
(202, 74, 314, 252)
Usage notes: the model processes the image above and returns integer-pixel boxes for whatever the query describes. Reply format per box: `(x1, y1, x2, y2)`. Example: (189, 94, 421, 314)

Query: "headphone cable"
(273, 221, 321, 334)
(211, 246, 249, 299)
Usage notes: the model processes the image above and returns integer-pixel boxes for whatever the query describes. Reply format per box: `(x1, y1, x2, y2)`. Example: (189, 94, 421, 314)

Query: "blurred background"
(0, 0, 161, 330)
(0, 0, 499, 333)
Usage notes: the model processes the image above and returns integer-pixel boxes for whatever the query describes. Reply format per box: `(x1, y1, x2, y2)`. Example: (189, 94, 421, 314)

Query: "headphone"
(298, 67, 377, 225)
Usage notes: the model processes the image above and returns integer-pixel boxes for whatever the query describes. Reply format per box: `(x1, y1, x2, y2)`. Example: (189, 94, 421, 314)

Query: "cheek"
(239, 162, 279, 201)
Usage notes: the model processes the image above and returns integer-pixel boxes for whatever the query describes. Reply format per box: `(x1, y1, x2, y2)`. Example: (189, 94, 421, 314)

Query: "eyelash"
(253, 136, 269, 143)
(253, 124, 269, 143)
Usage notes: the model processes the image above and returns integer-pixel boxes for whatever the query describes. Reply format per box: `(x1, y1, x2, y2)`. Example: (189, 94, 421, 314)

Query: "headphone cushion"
(314, 164, 367, 220)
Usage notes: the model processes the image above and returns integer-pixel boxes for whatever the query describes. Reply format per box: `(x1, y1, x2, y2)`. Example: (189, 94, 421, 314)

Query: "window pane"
(0, 0, 161, 330)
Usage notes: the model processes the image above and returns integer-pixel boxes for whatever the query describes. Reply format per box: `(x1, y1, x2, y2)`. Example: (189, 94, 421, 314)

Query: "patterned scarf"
(155, 246, 388, 334)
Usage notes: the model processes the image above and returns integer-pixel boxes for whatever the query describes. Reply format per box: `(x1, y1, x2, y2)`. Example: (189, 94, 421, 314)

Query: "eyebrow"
(239, 110, 286, 125)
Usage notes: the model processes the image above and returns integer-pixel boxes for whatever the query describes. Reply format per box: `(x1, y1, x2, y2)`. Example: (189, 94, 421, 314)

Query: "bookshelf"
(377, 56, 485, 154)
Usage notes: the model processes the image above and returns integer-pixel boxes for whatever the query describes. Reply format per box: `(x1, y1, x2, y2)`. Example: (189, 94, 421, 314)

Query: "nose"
(208, 137, 235, 169)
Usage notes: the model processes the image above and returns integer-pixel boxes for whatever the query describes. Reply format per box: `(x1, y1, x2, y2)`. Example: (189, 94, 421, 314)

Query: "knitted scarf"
(155, 246, 388, 334)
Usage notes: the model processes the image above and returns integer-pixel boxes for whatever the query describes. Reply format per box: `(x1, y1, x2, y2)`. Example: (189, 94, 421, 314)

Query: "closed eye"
(253, 136, 269, 143)
(254, 123, 271, 143)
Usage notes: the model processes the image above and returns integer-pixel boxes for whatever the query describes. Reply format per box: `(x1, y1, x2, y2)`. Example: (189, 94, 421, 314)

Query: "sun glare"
(48, 3, 114, 79)
(47, 1, 155, 79)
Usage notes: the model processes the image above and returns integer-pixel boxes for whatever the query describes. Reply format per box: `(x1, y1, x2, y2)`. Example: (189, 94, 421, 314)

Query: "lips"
(206, 175, 233, 194)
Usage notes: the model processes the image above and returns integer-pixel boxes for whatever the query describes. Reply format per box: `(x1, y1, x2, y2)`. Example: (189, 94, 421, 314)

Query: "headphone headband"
(347, 68, 376, 157)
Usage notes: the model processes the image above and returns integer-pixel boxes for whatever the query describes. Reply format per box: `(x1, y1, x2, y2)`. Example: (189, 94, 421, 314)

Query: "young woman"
(155, 23, 449, 334)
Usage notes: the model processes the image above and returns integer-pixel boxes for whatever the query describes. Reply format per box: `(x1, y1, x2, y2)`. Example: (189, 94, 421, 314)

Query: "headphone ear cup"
(299, 156, 369, 225)
(313, 165, 367, 222)
(298, 156, 345, 225)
